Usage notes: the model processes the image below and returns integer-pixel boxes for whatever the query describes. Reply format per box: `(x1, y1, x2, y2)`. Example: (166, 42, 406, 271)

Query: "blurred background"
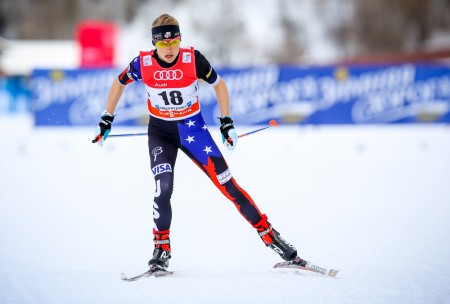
(1, 0, 450, 69)
(0, 0, 450, 125)
(1, 1, 450, 304)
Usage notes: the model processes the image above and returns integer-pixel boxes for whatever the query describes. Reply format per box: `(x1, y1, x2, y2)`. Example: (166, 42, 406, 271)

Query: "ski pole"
(108, 132, 147, 138)
(108, 119, 278, 139)
(236, 119, 278, 138)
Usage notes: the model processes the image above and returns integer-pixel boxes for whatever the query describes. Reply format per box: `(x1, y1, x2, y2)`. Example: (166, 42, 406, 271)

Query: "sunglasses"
(155, 36, 181, 48)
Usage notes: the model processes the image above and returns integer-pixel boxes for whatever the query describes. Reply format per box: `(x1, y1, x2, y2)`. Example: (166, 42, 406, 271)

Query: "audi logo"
(154, 70, 183, 81)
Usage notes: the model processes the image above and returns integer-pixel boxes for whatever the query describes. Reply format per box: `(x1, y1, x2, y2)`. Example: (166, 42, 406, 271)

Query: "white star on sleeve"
(202, 124, 207, 130)
(187, 120, 195, 127)
(185, 135, 195, 143)
(203, 146, 212, 154)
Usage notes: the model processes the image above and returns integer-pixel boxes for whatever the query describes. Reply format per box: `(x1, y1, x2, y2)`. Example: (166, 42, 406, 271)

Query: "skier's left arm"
(214, 78, 238, 151)
(195, 50, 237, 151)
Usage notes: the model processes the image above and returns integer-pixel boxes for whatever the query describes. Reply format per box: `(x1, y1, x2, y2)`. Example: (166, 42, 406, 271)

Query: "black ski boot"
(148, 230, 171, 270)
(254, 216, 297, 261)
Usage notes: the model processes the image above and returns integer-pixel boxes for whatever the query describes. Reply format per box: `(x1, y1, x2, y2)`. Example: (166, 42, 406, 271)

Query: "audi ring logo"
(154, 70, 183, 81)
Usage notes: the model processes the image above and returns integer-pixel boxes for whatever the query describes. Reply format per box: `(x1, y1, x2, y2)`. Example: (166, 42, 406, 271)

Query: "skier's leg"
(178, 121, 263, 225)
(147, 132, 178, 268)
(177, 114, 297, 261)
(148, 132, 178, 231)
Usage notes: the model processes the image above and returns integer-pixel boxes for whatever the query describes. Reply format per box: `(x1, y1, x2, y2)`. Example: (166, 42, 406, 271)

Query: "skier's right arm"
(91, 80, 124, 144)
(92, 56, 141, 144)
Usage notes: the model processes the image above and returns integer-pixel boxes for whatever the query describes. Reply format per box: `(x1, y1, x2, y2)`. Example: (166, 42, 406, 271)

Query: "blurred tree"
(0, 0, 145, 39)
(190, 0, 246, 66)
(329, 0, 450, 57)
(269, 0, 305, 64)
(205, 0, 243, 64)
(1, 0, 449, 63)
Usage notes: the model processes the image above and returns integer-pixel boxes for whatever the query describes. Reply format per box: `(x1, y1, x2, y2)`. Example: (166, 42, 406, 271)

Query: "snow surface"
(1, 116, 450, 304)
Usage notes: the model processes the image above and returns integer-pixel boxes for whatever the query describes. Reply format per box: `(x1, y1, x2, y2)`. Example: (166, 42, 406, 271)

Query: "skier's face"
(155, 37, 181, 63)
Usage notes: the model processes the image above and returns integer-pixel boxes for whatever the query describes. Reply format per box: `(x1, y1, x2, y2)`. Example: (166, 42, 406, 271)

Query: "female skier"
(92, 13, 298, 272)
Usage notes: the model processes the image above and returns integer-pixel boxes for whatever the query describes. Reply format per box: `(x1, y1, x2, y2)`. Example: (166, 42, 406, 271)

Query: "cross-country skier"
(92, 13, 298, 272)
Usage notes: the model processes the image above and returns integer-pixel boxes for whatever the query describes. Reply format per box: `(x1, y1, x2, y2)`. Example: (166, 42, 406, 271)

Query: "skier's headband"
(152, 25, 181, 46)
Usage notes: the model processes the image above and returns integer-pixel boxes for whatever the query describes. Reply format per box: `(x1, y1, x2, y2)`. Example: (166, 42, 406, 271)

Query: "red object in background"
(76, 20, 117, 68)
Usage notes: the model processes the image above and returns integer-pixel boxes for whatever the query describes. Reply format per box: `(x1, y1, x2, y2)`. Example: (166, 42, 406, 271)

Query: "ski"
(274, 257, 338, 278)
(121, 268, 173, 282)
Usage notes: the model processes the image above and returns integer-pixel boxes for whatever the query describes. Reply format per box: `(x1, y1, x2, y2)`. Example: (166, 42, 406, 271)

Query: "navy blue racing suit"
(118, 49, 265, 232)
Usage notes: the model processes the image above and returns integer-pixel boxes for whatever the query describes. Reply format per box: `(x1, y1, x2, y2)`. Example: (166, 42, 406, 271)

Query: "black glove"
(92, 111, 115, 144)
(219, 116, 238, 150)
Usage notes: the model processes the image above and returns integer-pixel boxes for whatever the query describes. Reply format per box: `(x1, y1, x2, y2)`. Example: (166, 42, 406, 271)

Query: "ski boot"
(148, 229, 171, 270)
(254, 215, 297, 261)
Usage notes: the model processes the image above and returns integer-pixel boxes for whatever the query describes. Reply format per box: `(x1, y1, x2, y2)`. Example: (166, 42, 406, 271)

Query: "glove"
(219, 116, 238, 151)
(92, 110, 115, 144)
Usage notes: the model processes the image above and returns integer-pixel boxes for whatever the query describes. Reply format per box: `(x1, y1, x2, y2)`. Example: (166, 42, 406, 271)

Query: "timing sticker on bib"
(143, 55, 152, 66)
(182, 52, 192, 63)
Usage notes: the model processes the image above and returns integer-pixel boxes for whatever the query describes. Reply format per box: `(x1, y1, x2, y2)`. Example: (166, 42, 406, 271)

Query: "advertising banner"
(31, 69, 147, 126)
(31, 64, 450, 126)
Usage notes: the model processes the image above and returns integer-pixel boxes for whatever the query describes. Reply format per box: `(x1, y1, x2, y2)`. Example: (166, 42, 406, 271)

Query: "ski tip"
(328, 269, 339, 278)
(273, 260, 340, 278)
(273, 261, 286, 268)
(120, 273, 128, 281)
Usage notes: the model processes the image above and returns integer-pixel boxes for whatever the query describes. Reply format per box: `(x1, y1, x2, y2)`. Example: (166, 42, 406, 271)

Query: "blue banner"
(30, 69, 147, 126)
(31, 64, 450, 126)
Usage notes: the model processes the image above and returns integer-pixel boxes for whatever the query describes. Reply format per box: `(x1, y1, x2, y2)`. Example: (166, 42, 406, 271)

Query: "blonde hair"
(152, 14, 179, 29)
